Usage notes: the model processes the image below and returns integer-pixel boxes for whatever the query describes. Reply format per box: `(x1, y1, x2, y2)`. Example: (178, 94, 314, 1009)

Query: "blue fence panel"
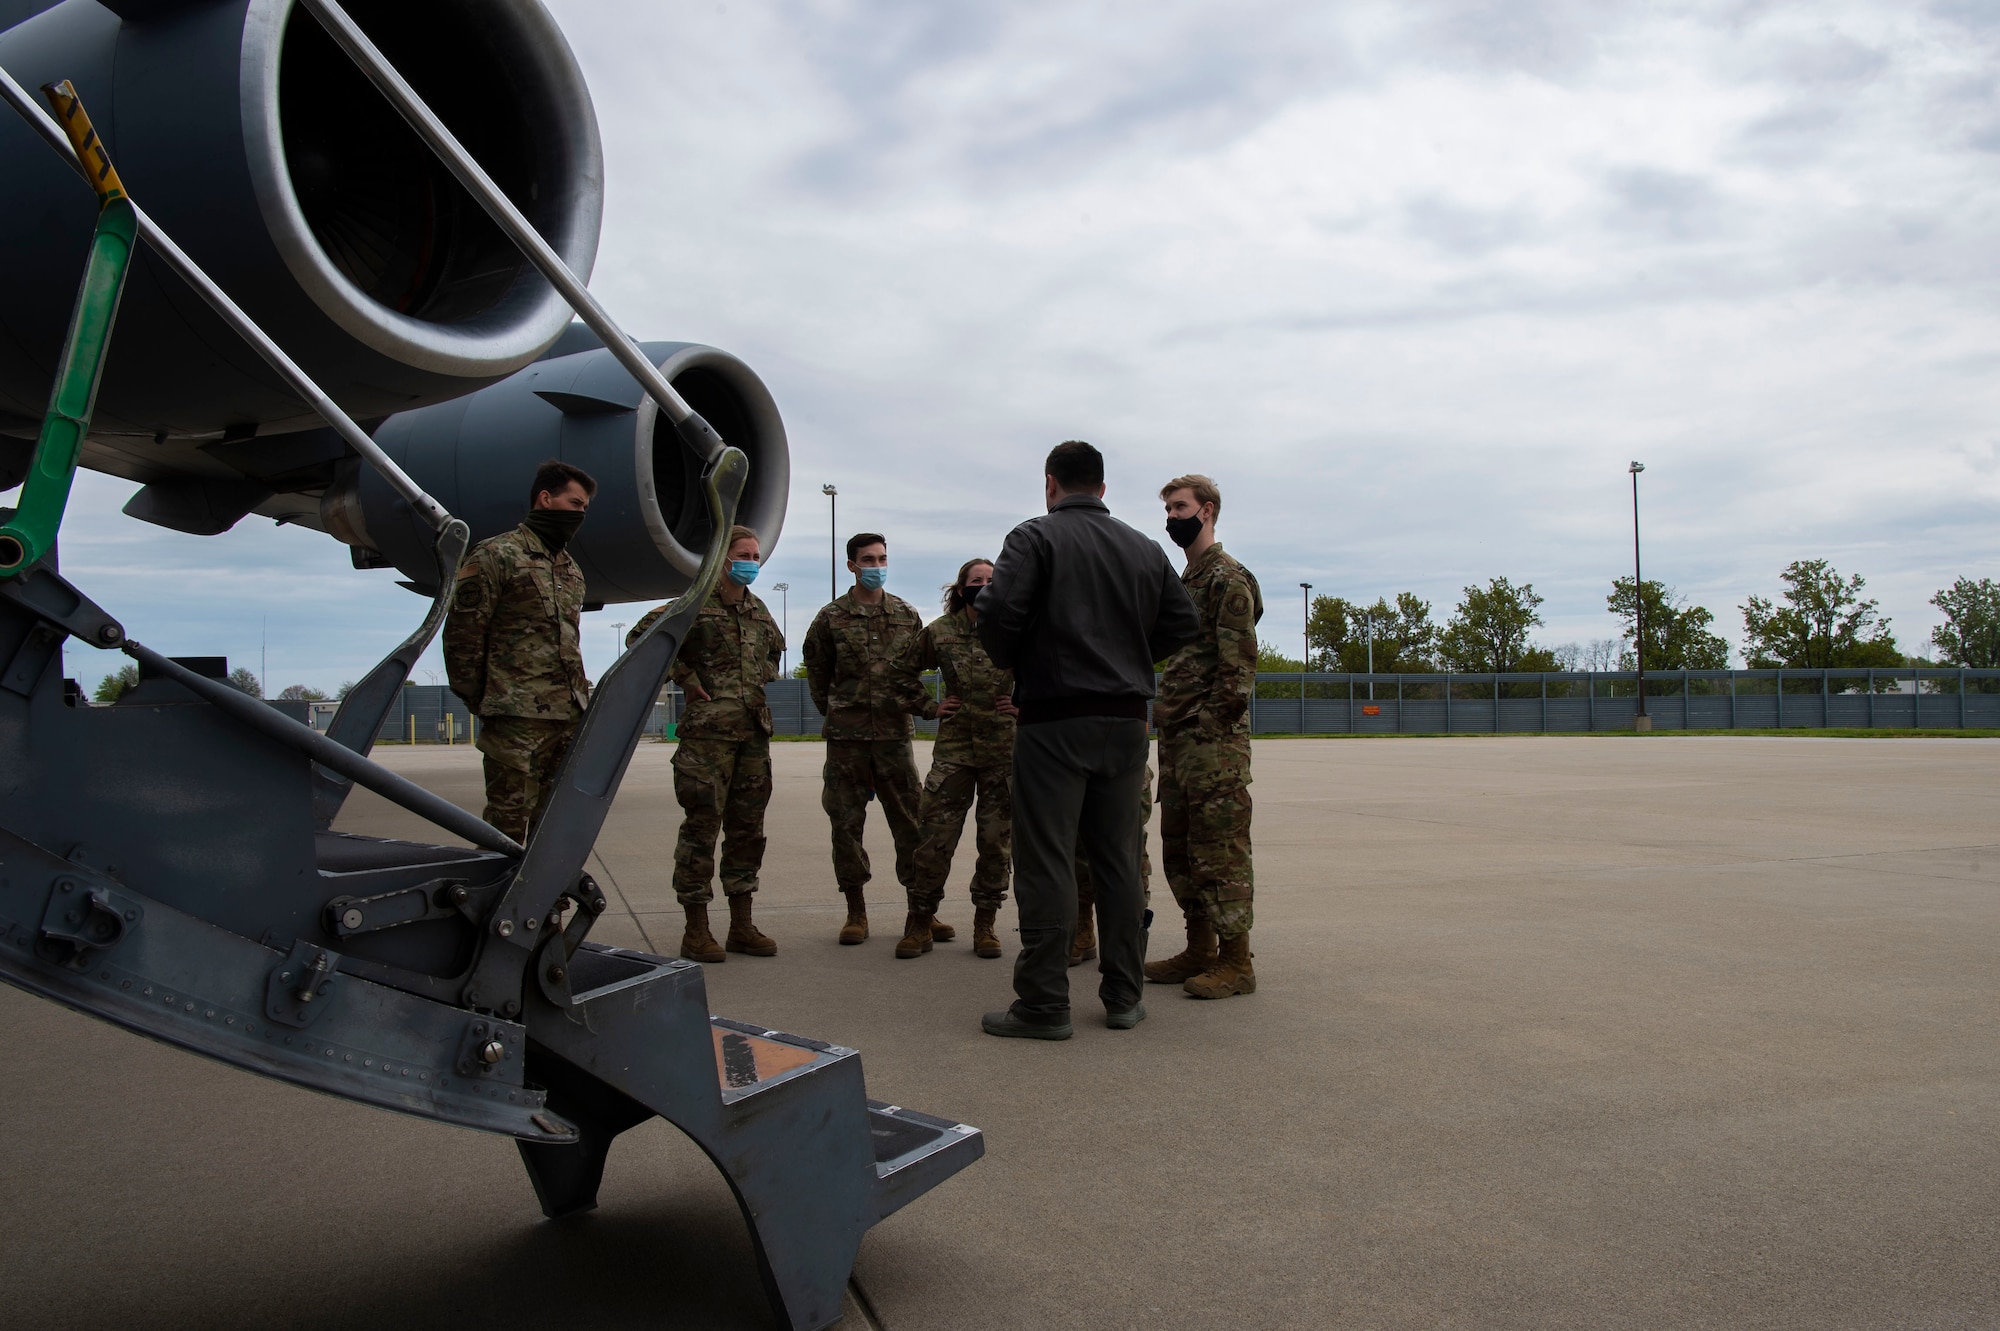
(617, 669, 2000, 740)
(1228, 670, 2000, 734)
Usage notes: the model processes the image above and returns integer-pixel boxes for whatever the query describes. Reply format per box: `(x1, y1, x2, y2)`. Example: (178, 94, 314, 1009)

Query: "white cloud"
(25, 0, 2000, 685)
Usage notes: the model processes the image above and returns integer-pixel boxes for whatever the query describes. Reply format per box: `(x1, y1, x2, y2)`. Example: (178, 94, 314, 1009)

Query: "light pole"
(821, 484, 838, 602)
(1299, 583, 1312, 667)
(1365, 613, 1375, 701)
(1299, 582, 1312, 732)
(1630, 460, 1648, 729)
(771, 583, 789, 676)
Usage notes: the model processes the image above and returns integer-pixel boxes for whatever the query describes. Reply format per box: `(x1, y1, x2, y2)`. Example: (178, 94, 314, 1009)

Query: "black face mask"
(1165, 515, 1205, 549)
(525, 507, 586, 553)
(961, 585, 984, 609)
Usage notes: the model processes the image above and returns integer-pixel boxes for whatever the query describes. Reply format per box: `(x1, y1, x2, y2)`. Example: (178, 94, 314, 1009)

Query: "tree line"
(93, 664, 356, 704)
(1256, 561, 2000, 676)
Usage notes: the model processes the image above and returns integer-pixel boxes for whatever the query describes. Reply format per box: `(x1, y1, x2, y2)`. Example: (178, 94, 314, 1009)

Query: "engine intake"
(326, 337, 791, 605)
(0, 0, 600, 448)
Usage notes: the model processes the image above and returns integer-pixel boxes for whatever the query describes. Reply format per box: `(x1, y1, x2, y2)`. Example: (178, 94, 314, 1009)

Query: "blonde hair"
(727, 524, 760, 555)
(1160, 473, 1221, 521)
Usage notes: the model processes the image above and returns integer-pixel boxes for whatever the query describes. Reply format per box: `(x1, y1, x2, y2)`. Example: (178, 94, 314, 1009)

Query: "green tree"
(277, 684, 329, 701)
(1740, 560, 1898, 668)
(227, 666, 262, 698)
(1440, 577, 1545, 673)
(1307, 593, 1438, 672)
(1930, 577, 2000, 667)
(93, 663, 139, 703)
(1254, 644, 1305, 698)
(1607, 577, 1730, 670)
(335, 680, 356, 699)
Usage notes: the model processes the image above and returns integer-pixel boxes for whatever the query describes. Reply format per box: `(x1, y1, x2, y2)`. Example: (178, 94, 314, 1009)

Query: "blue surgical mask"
(858, 567, 888, 591)
(728, 560, 760, 587)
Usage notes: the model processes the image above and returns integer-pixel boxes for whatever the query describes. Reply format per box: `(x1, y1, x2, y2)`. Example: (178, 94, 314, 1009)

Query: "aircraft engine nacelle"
(320, 337, 791, 605)
(0, 0, 601, 450)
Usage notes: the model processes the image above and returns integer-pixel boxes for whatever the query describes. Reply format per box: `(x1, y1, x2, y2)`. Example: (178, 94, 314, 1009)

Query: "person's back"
(979, 487, 1194, 721)
(975, 440, 1198, 1040)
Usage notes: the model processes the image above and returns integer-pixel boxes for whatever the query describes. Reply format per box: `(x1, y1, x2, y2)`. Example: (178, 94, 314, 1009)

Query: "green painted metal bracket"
(0, 81, 137, 578)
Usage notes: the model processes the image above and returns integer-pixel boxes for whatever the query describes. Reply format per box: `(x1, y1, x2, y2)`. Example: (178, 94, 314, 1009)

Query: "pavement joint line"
(588, 849, 656, 953)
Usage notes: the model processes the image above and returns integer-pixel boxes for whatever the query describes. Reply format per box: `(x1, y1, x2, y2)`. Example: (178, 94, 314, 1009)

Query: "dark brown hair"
(942, 558, 994, 615)
(1045, 439, 1103, 492)
(529, 459, 596, 506)
(846, 531, 887, 562)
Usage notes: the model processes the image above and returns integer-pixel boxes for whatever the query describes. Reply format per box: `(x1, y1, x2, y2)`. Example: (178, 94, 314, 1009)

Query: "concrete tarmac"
(4, 736, 1999, 1329)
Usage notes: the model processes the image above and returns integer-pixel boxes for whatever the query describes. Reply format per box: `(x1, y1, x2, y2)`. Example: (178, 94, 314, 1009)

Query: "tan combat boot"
(724, 894, 777, 957)
(894, 910, 933, 959)
(1184, 932, 1255, 999)
(928, 916, 956, 942)
(680, 904, 725, 964)
(1072, 879, 1104, 963)
(1144, 917, 1217, 984)
(838, 889, 869, 945)
(972, 907, 1001, 959)
(1069, 908, 1097, 967)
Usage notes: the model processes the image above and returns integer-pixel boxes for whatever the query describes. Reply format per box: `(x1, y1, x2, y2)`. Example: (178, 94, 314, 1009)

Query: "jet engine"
(319, 331, 792, 604)
(0, 0, 601, 467)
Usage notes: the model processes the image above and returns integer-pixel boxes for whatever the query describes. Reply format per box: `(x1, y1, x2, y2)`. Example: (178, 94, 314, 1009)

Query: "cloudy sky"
(39, 0, 2000, 694)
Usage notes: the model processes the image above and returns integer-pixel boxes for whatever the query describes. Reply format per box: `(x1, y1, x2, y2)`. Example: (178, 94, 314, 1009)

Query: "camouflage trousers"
(907, 756, 1012, 913)
(1157, 727, 1253, 938)
(476, 714, 577, 844)
(822, 738, 923, 895)
(671, 734, 773, 906)
(1075, 760, 1155, 914)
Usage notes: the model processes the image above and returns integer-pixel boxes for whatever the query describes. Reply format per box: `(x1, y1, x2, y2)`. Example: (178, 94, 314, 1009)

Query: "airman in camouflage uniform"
(1147, 473, 1263, 999)
(896, 561, 1016, 959)
(626, 525, 783, 963)
(443, 462, 596, 846)
(803, 534, 927, 946)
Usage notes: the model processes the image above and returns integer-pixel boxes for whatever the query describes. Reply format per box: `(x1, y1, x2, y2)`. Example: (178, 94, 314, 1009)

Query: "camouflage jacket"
(803, 590, 924, 740)
(897, 608, 1015, 764)
(1153, 543, 1262, 735)
(443, 523, 590, 721)
(626, 588, 784, 741)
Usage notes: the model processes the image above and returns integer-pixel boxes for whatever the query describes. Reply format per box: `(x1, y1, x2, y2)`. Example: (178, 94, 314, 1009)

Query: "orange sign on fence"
(1361, 705, 1381, 716)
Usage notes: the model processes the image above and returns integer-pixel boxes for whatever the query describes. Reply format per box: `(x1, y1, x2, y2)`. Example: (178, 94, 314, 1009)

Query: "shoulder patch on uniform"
(1226, 591, 1251, 618)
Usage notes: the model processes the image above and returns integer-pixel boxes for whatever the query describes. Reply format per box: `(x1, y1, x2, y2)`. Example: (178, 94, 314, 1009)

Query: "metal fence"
(1244, 669, 2000, 734)
(296, 670, 2000, 743)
